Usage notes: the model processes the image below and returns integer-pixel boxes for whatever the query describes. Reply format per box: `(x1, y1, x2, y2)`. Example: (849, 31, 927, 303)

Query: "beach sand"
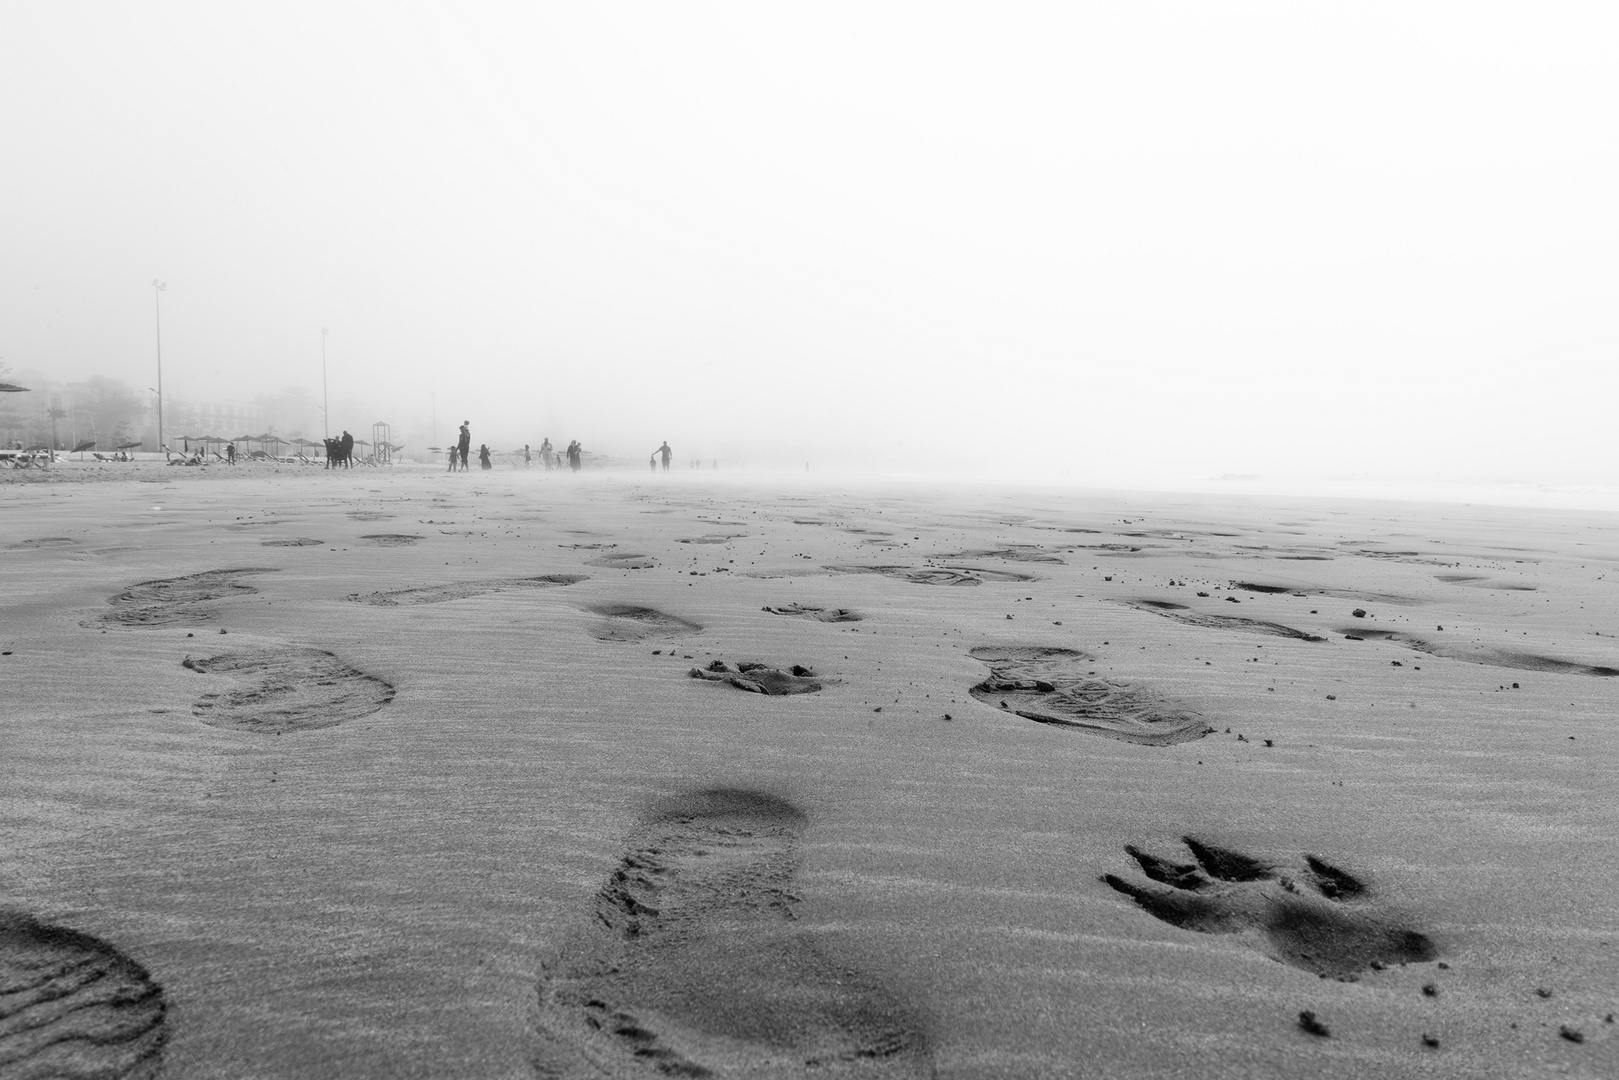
(2, 462, 1615, 1078)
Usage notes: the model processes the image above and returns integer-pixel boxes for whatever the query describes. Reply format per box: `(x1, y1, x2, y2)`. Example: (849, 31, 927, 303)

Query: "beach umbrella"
(73, 439, 96, 460)
(117, 441, 143, 450)
(0, 383, 29, 393)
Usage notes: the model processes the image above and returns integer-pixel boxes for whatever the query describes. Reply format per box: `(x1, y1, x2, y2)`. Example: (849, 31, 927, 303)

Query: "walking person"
(457, 421, 471, 471)
(540, 437, 553, 470)
(447, 445, 459, 472)
(478, 443, 492, 470)
(523, 444, 532, 467)
(653, 441, 672, 472)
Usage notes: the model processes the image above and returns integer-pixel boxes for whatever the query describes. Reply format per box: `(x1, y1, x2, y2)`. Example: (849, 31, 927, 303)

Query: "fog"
(5, 3, 1616, 493)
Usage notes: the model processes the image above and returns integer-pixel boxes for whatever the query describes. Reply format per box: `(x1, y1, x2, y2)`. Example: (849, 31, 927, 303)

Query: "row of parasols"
(170, 434, 400, 455)
(35, 435, 407, 457)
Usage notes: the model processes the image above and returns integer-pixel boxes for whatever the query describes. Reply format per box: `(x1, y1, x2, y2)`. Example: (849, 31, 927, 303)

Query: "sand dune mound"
(100, 568, 277, 627)
(1103, 838, 1437, 979)
(587, 605, 701, 642)
(182, 646, 396, 732)
(0, 911, 168, 1080)
(533, 787, 932, 1078)
(968, 645, 1211, 745)
(1121, 599, 1326, 641)
(347, 575, 587, 606)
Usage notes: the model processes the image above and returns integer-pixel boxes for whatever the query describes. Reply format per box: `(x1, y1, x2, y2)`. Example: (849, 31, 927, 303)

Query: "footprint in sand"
(689, 660, 823, 696)
(968, 646, 1211, 746)
(0, 911, 168, 1079)
(1119, 599, 1326, 642)
(533, 788, 932, 1078)
(946, 546, 1065, 564)
(762, 604, 864, 623)
(182, 646, 395, 732)
(96, 568, 278, 628)
(824, 565, 1032, 587)
(1102, 839, 1437, 980)
(1338, 628, 1619, 677)
(587, 552, 658, 570)
(359, 534, 425, 547)
(587, 605, 702, 642)
(347, 575, 587, 606)
(6, 537, 77, 550)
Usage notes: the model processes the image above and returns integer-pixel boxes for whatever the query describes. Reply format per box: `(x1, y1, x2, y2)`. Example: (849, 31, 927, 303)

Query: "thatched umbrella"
(73, 439, 96, 460)
(0, 382, 29, 393)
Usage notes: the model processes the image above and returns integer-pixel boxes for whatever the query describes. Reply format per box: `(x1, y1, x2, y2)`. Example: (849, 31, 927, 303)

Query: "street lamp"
(152, 280, 166, 450)
(321, 327, 329, 440)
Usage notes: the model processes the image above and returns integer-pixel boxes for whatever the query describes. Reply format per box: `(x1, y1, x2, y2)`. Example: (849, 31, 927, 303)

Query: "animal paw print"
(1102, 838, 1436, 979)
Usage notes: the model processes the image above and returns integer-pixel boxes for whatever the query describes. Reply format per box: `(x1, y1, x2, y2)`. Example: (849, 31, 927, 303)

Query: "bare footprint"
(969, 646, 1211, 746)
(0, 911, 168, 1079)
(1102, 838, 1436, 979)
(533, 788, 932, 1078)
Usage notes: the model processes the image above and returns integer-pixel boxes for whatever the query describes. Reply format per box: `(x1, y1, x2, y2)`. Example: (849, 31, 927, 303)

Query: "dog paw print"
(1102, 838, 1436, 979)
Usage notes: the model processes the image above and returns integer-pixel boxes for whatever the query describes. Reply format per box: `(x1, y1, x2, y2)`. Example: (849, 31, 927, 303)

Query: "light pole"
(321, 328, 329, 440)
(152, 280, 166, 450)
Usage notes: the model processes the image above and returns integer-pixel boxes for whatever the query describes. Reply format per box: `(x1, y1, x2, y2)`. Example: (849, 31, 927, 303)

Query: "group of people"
(447, 421, 491, 472)
(443, 423, 665, 475)
(527, 436, 583, 472)
(325, 431, 354, 469)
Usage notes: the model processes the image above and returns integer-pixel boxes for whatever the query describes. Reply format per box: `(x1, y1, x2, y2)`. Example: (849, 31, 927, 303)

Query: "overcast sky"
(3, 2, 1615, 487)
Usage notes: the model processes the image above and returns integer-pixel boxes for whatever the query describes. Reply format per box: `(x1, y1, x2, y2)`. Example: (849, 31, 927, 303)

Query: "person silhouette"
(540, 437, 553, 470)
(655, 441, 672, 472)
(478, 443, 492, 470)
(457, 422, 471, 470)
(523, 444, 532, 467)
(447, 445, 459, 472)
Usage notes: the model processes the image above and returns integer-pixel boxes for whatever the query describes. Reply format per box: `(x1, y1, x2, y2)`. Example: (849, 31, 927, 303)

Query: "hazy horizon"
(5, 3, 1616, 489)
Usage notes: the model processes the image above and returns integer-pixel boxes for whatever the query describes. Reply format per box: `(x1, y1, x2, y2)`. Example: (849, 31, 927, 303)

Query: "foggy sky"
(4, 3, 1616, 488)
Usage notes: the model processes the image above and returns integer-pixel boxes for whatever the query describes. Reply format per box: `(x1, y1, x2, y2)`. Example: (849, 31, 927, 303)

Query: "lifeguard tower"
(371, 421, 392, 465)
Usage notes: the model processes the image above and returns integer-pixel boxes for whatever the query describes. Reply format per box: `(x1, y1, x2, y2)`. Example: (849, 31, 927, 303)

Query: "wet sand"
(2, 463, 1616, 1078)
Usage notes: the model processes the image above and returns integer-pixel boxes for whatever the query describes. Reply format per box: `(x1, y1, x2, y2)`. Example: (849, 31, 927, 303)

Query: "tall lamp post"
(152, 280, 166, 450)
(321, 327, 329, 440)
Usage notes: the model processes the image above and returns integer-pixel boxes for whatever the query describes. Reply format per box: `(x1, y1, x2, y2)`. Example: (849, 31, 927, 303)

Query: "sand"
(2, 462, 1615, 1079)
